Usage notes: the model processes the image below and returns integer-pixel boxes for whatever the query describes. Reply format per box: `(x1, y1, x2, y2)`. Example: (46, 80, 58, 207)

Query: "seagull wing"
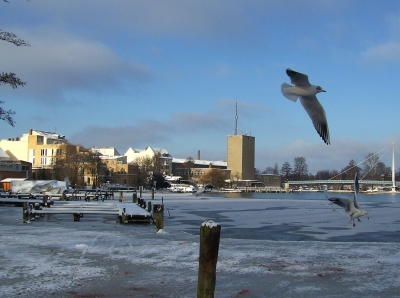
(286, 68, 310, 86)
(300, 95, 330, 144)
(353, 172, 362, 209)
(328, 197, 355, 216)
(196, 187, 205, 197)
(204, 184, 214, 190)
(181, 180, 198, 190)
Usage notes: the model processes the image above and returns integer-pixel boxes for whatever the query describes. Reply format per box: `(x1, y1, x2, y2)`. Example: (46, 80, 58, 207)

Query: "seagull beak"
(321, 89, 326, 92)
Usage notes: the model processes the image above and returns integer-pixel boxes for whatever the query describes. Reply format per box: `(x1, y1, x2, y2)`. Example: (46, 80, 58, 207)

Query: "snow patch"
(201, 220, 219, 228)
(75, 244, 89, 250)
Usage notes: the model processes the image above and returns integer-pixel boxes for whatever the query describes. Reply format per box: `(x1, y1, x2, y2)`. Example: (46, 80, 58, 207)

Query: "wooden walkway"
(37, 202, 150, 223)
(16, 200, 152, 224)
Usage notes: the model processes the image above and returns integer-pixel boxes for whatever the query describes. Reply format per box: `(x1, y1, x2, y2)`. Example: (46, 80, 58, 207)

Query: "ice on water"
(1, 192, 400, 297)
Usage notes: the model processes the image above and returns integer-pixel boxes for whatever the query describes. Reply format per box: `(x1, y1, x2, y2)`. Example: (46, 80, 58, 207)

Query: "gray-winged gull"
(182, 180, 214, 197)
(281, 68, 330, 144)
(328, 172, 369, 226)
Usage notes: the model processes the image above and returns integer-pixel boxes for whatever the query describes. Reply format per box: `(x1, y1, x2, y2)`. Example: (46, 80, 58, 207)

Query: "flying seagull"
(281, 68, 330, 144)
(328, 172, 369, 227)
(182, 180, 214, 197)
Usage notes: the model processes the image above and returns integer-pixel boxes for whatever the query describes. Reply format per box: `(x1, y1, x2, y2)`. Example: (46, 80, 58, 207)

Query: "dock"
(1, 193, 154, 224)
(28, 201, 151, 223)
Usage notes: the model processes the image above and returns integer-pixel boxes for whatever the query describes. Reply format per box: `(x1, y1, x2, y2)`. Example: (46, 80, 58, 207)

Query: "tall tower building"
(227, 102, 255, 180)
(227, 134, 255, 180)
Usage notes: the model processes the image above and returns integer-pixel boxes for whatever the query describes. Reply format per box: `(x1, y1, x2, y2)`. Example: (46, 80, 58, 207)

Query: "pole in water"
(197, 220, 221, 298)
(392, 143, 396, 192)
(153, 203, 164, 232)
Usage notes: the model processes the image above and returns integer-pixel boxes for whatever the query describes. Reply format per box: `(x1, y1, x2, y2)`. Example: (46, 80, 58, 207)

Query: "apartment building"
(99, 155, 138, 187)
(0, 129, 67, 179)
(124, 146, 172, 175)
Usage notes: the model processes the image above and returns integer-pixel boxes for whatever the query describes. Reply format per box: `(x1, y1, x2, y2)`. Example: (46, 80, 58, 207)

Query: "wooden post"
(73, 213, 81, 221)
(119, 190, 125, 202)
(147, 201, 152, 213)
(151, 188, 155, 200)
(153, 203, 164, 232)
(132, 192, 137, 203)
(42, 194, 47, 206)
(22, 202, 30, 223)
(197, 220, 221, 298)
(120, 207, 127, 224)
(139, 186, 143, 198)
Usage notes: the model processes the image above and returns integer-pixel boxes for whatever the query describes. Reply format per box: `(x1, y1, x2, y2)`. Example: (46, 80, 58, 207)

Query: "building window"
(37, 136, 44, 144)
(40, 157, 48, 165)
(41, 149, 47, 156)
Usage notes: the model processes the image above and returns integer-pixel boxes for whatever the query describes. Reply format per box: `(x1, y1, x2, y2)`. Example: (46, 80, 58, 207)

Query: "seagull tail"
(281, 83, 299, 102)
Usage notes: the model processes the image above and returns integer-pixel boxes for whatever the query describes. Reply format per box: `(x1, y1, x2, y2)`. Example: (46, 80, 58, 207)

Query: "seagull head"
(316, 86, 326, 93)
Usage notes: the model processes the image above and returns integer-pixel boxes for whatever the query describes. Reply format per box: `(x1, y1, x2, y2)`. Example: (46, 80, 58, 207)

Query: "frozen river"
(1, 191, 400, 297)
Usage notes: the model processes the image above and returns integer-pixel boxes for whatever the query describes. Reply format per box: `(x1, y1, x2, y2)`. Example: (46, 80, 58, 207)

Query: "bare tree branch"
(0, 101, 16, 126)
(0, 72, 26, 88)
(0, 30, 30, 46)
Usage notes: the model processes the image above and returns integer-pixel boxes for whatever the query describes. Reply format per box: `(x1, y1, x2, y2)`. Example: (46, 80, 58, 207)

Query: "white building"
(124, 146, 172, 175)
(91, 147, 121, 157)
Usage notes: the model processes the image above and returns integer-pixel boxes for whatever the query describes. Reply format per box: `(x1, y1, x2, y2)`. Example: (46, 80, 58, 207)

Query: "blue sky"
(1, 0, 400, 174)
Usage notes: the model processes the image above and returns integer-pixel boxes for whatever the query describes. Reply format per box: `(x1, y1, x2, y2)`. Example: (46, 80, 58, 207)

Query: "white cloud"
(362, 41, 400, 63)
(0, 28, 152, 103)
(69, 107, 232, 151)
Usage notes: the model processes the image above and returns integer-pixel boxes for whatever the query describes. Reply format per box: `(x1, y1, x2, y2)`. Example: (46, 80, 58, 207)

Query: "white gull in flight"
(281, 68, 330, 144)
(182, 180, 214, 197)
(328, 172, 369, 227)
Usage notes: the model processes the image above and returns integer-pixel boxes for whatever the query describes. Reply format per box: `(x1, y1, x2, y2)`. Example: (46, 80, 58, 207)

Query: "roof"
(1, 178, 27, 182)
(31, 130, 66, 140)
(124, 147, 171, 157)
(172, 158, 227, 167)
(0, 147, 10, 160)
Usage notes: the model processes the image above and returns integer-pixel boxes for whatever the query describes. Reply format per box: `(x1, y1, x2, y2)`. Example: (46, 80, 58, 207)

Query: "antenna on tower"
(235, 101, 238, 135)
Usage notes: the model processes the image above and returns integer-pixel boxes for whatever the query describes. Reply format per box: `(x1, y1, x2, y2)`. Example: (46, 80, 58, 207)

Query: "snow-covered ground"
(1, 192, 400, 297)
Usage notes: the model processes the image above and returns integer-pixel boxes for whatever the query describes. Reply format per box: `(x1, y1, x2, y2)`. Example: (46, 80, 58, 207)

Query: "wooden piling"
(120, 207, 127, 223)
(73, 213, 81, 221)
(132, 192, 137, 203)
(139, 186, 143, 198)
(147, 201, 152, 213)
(197, 220, 221, 298)
(22, 202, 30, 223)
(152, 188, 155, 199)
(153, 203, 164, 232)
(119, 191, 125, 202)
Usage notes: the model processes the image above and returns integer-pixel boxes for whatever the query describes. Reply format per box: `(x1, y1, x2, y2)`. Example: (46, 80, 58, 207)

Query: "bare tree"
(230, 171, 241, 188)
(315, 170, 330, 180)
(280, 161, 292, 180)
(132, 156, 154, 187)
(1, 2, 30, 126)
(362, 153, 386, 180)
(339, 159, 360, 180)
(199, 169, 225, 188)
(293, 157, 308, 180)
(262, 166, 274, 174)
(273, 162, 279, 175)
